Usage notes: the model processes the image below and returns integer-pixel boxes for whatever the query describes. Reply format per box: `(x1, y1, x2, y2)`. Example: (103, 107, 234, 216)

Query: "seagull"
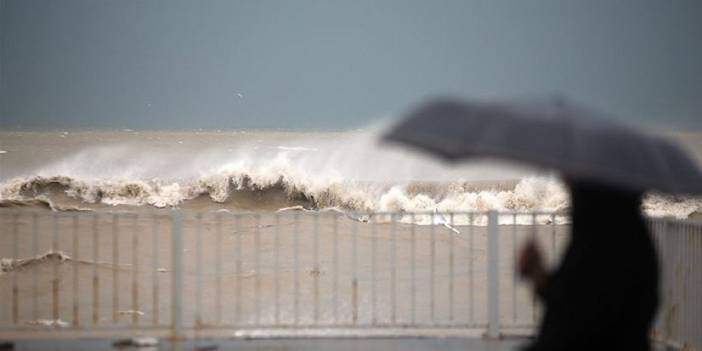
(236, 92, 244, 98)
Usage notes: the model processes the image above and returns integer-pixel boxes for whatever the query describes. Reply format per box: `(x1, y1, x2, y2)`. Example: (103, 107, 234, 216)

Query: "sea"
(0, 128, 701, 220)
(0, 128, 701, 330)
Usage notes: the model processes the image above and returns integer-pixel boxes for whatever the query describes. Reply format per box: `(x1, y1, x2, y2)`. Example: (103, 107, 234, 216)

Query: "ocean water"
(0, 128, 700, 219)
(0, 128, 700, 331)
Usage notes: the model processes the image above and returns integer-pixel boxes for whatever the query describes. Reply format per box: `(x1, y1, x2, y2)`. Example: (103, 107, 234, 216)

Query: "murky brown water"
(0, 210, 570, 332)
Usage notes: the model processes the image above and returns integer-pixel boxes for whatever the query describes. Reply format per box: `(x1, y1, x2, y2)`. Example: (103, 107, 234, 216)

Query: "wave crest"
(1, 173, 700, 219)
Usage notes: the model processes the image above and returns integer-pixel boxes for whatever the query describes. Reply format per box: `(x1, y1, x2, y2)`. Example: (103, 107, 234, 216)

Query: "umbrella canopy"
(383, 97, 702, 195)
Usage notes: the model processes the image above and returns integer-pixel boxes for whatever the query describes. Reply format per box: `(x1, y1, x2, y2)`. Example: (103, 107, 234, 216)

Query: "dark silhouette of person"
(519, 180, 659, 351)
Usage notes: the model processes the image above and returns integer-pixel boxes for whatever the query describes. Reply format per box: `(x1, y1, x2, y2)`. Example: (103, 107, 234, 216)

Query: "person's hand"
(518, 240, 545, 284)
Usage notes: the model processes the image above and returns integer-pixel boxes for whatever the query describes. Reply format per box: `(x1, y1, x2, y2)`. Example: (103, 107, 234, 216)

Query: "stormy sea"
(0, 128, 700, 329)
(1, 128, 700, 219)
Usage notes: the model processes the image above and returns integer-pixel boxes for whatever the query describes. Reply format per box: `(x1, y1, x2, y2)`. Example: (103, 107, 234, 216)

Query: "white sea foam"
(0, 169, 566, 213)
(276, 145, 318, 152)
(25, 319, 70, 328)
(118, 310, 145, 316)
(1, 171, 697, 221)
(0, 250, 134, 275)
(0, 128, 699, 221)
(1, 251, 71, 275)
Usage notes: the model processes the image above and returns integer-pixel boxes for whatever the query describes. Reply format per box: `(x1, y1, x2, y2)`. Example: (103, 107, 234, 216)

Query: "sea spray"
(0, 129, 699, 219)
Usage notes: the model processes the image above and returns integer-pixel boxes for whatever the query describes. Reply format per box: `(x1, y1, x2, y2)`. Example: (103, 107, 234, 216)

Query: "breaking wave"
(0, 173, 562, 211)
(1, 251, 71, 275)
(0, 131, 700, 220)
(1, 250, 142, 276)
(1, 172, 699, 220)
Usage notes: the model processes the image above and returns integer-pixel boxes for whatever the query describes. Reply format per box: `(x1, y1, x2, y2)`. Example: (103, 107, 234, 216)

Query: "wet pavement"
(7, 337, 530, 351)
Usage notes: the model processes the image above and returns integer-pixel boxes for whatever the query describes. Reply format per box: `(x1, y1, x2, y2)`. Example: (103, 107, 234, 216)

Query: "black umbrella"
(383, 97, 702, 195)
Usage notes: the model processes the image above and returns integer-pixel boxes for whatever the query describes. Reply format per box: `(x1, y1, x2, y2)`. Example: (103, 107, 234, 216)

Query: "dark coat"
(526, 182, 659, 351)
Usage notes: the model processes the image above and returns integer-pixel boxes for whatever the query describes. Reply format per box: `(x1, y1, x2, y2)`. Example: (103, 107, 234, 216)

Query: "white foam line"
(25, 319, 70, 328)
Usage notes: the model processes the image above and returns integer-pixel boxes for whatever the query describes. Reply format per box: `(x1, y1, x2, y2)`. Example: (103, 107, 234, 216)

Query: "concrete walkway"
(8, 337, 530, 351)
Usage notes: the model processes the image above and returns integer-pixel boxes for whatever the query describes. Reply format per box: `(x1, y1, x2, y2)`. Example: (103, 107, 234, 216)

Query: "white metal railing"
(648, 218, 702, 351)
(0, 209, 699, 349)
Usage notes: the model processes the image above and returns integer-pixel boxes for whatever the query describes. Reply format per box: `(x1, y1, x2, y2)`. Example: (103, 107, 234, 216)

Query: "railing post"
(486, 210, 501, 339)
(171, 209, 184, 341)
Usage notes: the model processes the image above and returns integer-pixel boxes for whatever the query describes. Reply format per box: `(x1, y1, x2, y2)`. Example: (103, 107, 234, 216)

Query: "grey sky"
(1, 0, 701, 129)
